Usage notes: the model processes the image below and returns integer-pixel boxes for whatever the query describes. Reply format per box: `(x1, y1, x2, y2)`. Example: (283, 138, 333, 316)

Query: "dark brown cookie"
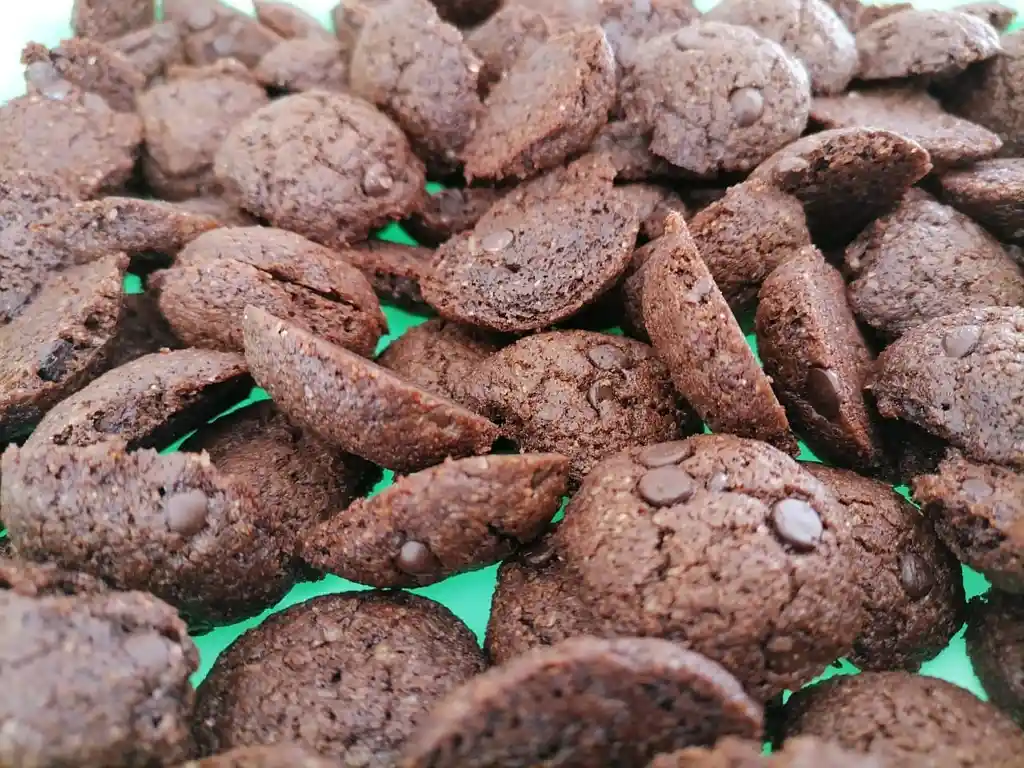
(338, 240, 436, 307)
(750, 127, 932, 246)
(642, 220, 797, 454)
(108, 22, 186, 83)
(856, 9, 1001, 81)
(938, 159, 1024, 244)
(0, 254, 127, 443)
(756, 249, 888, 473)
(182, 744, 338, 768)
(253, 37, 348, 93)
(965, 590, 1024, 725)
(139, 59, 269, 200)
(401, 636, 763, 768)
(194, 591, 486, 763)
(215, 91, 426, 248)
(558, 434, 862, 701)
(845, 193, 1024, 341)
(957, 1, 1018, 30)
(617, 183, 689, 242)
(242, 307, 498, 473)
(651, 736, 899, 768)
(72, 0, 154, 41)
(914, 450, 1024, 593)
(471, 329, 697, 484)
(253, 0, 334, 39)
(620, 22, 811, 177)
(779, 672, 1024, 766)
(403, 187, 505, 247)
(465, 4, 565, 91)
(162, 0, 283, 68)
(153, 226, 386, 356)
(423, 155, 639, 332)
(462, 25, 616, 183)
(705, 0, 857, 95)
(22, 38, 146, 113)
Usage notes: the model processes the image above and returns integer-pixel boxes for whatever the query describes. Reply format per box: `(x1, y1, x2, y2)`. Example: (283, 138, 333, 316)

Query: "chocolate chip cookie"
(23, 37, 146, 113)
(338, 240, 436, 308)
(465, 4, 565, 91)
(254, 37, 348, 94)
(938, 159, 1024, 244)
(72, 0, 154, 41)
(162, 0, 283, 68)
(965, 590, 1024, 725)
(108, 22, 185, 83)
(404, 187, 505, 247)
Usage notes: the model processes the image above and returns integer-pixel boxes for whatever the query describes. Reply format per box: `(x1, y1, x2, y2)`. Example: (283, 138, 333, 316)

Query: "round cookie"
(470, 329, 697, 484)
(338, 240, 436, 308)
(300, 453, 569, 587)
(108, 22, 185, 84)
(72, 0, 155, 41)
(422, 155, 639, 332)
(22, 37, 146, 113)
(620, 22, 811, 177)
(253, 37, 348, 94)
(401, 636, 763, 768)
(162, 0, 283, 68)
(651, 736, 899, 767)
(215, 91, 426, 248)
(938, 158, 1024, 244)
(242, 307, 499, 473)
(465, 3, 564, 91)
(462, 25, 616, 183)
(253, 0, 335, 39)
(194, 591, 486, 763)
(182, 744, 338, 768)
(965, 590, 1024, 725)
(558, 434, 863, 701)
(404, 187, 506, 247)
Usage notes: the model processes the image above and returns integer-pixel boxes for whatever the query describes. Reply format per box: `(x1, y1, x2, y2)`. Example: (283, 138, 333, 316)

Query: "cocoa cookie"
(0, 586, 197, 768)
(0, 254, 127, 444)
(242, 307, 499, 473)
(856, 9, 1001, 81)
(153, 226, 386, 356)
(182, 744, 338, 768)
(756, 249, 888, 473)
(750, 127, 932, 246)
(558, 434, 862, 701)
(618, 183, 689, 242)
(23, 38, 146, 113)
(194, 591, 486, 763)
(171, 196, 256, 228)
(471, 329, 697, 484)
(423, 155, 639, 332)
(779, 672, 1024, 767)
(642, 220, 797, 454)
(338, 240, 436, 307)
(845, 194, 1024, 341)
(253, 37, 348, 94)
(215, 91, 426, 248)
(620, 22, 811, 177)
(72, 0, 154, 41)
(300, 453, 568, 587)
(253, 0, 334, 39)
(705, 0, 857, 95)
(651, 736, 898, 768)
(401, 637, 763, 768)
(938, 159, 1024, 244)
(914, 450, 1024, 593)
(404, 187, 505, 247)
(105, 292, 184, 369)
(332, 0, 390, 56)
(462, 25, 616, 182)
(139, 59, 269, 200)
(465, 4, 564, 91)
(957, 1, 1017, 30)
(811, 88, 1003, 169)
(595, 0, 701, 72)
(589, 119, 684, 182)
(965, 590, 1024, 725)
(108, 22, 185, 83)
(162, 0, 283, 68)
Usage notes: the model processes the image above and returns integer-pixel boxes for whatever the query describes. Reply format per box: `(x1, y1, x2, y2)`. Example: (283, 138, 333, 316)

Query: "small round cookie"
(559, 434, 862, 701)
(242, 307, 499, 473)
(463, 25, 616, 182)
(465, 3, 564, 91)
(422, 155, 639, 332)
(22, 37, 146, 113)
(651, 736, 899, 767)
(856, 9, 1001, 81)
(938, 159, 1024, 244)
(162, 0, 283, 68)
(153, 226, 387, 356)
(705, 0, 857, 95)
(72, 0, 154, 41)
(109, 22, 185, 83)
(806, 464, 965, 671)
(617, 183, 689, 242)
(300, 453, 569, 587)
(402, 636, 763, 768)
(253, 37, 348, 94)
(620, 22, 811, 177)
(253, 0, 335, 39)
(844, 193, 1024, 341)
(756, 249, 888, 473)
(965, 591, 1024, 725)
(642, 220, 798, 454)
(779, 672, 1024, 766)
(215, 91, 426, 248)
(182, 744, 338, 768)
(194, 591, 486, 763)
(338, 240, 436, 308)
(914, 451, 1024, 593)
(470, 329, 697, 484)
(403, 187, 506, 247)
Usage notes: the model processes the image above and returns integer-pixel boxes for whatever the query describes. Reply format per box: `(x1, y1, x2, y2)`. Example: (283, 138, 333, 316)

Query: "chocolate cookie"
(72, 0, 154, 41)
(651, 736, 899, 767)
(756, 249, 888, 473)
(620, 22, 811, 177)
(471, 329, 696, 484)
(856, 9, 1001, 81)
(162, 0, 283, 68)
(594, 0, 701, 71)
(153, 226, 386, 356)
(139, 59, 269, 200)
(618, 183, 689, 242)
(914, 450, 1024, 593)
(401, 636, 763, 768)
(215, 91, 426, 248)
(338, 240, 436, 307)
(958, 1, 1018, 30)
(465, 4, 565, 91)
(253, 37, 348, 93)
(242, 307, 498, 473)
(558, 434, 862, 701)
(811, 88, 1003, 169)
(194, 591, 486, 763)
(404, 187, 505, 247)
(332, 0, 389, 56)
(938, 159, 1024, 244)
(0, 254, 127, 443)
(23, 38, 146, 113)
(0, 586, 197, 767)
(750, 127, 932, 246)
(253, 0, 334, 39)
(965, 590, 1024, 725)
(463, 25, 616, 183)
(423, 155, 639, 332)
(642, 220, 797, 454)
(182, 744, 338, 768)
(779, 672, 1024, 766)
(108, 22, 185, 83)
(705, 0, 857, 95)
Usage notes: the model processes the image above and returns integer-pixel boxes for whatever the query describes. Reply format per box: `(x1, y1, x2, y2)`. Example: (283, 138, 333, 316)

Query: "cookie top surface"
(965, 591, 1024, 726)
(162, 0, 283, 68)
(253, 37, 348, 94)
(938, 158, 1024, 243)
(23, 37, 146, 113)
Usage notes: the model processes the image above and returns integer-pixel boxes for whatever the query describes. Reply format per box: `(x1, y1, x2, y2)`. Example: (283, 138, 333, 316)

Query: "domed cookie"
(253, 0, 335, 39)
(559, 434, 862, 701)
(182, 744, 338, 768)
(401, 637, 763, 768)
(162, 0, 282, 68)
(338, 240, 436, 308)
(938, 158, 1024, 244)
(108, 22, 185, 84)
(253, 37, 348, 94)
(22, 37, 146, 113)
(404, 187, 506, 248)
(965, 590, 1024, 725)
(72, 0, 155, 41)
(465, 3, 564, 91)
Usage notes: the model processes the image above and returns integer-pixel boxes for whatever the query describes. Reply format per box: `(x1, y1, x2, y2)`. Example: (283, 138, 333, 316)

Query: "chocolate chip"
(165, 490, 209, 536)
(636, 442, 689, 468)
(587, 380, 615, 411)
(898, 551, 934, 600)
(684, 276, 714, 303)
(37, 339, 75, 382)
(771, 499, 822, 551)
(480, 229, 514, 253)
(961, 477, 994, 500)
(942, 326, 981, 358)
(587, 344, 631, 370)
(362, 163, 394, 197)
(729, 87, 764, 127)
(806, 367, 842, 420)
(637, 467, 696, 507)
(395, 540, 439, 575)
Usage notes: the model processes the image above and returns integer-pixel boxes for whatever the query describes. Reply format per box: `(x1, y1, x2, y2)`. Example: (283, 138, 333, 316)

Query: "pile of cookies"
(0, 0, 1023, 765)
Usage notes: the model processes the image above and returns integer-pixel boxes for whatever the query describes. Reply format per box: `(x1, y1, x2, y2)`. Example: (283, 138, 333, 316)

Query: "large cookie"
(965, 591, 1024, 726)
(162, 0, 282, 68)
(938, 158, 1024, 244)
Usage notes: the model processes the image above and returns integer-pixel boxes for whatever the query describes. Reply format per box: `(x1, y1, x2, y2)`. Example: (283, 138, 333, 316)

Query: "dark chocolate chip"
(480, 229, 515, 253)
(942, 326, 982, 359)
(165, 490, 209, 536)
(587, 344, 631, 371)
(362, 163, 394, 197)
(898, 551, 934, 600)
(771, 499, 822, 551)
(806, 367, 842, 420)
(636, 442, 689, 469)
(961, 477, 994, 500)
(586, 380, 616, 411)
(637, 466, 696, 507)
(37, 339, 75, 382)
(396, 540, 440, 575)
(729, 87, 764, 127)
